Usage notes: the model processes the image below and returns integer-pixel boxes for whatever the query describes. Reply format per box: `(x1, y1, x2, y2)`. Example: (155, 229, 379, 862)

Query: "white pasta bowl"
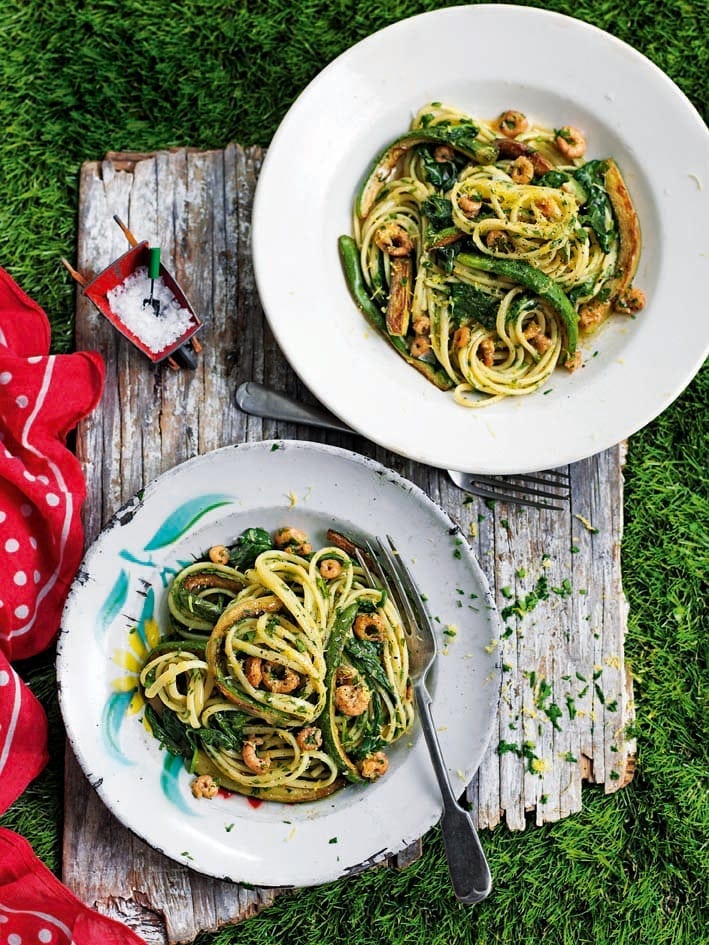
(57, 441, 501, 887)
(252, 4, 709, 474)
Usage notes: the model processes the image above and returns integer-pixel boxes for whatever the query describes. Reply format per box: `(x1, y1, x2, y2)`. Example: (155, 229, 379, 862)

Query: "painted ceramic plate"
(57, 441, 501, 887)
(252, 4, 709, 474)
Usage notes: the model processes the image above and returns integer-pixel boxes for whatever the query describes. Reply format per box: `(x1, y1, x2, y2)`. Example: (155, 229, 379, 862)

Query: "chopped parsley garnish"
(552, 578, 573, 598)
(501, 574, 550, 620)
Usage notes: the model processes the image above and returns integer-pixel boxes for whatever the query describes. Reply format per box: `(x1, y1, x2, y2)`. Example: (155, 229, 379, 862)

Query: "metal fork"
(356, 535, 492, 905)
(235, 381, 570, 510)
(447, 468, 570, 511)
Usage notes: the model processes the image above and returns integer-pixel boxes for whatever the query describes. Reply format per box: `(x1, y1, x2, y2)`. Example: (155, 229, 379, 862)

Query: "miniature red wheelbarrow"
(61, 215, 203, 370)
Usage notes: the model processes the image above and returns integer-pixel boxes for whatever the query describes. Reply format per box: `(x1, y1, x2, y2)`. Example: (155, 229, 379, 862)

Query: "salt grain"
(106, 267, 194, 353)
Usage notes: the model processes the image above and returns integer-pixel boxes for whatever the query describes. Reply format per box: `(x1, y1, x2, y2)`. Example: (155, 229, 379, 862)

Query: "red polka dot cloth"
(0, 829, 146, 943)
(0, 268, 146, 942)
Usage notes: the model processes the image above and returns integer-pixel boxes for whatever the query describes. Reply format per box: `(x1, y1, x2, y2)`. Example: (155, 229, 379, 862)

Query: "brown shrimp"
(410, 335, 431, 358)
(353, 612, 387, 642)
(319, 558, 343, 580)
(554, 126, 586, 160)
(242, 737, 270, 773)
(433, 144, 456, 163)
(208, 545, 230, 565)
(296, 726, 323, 751)
(564, 350, 583, 372)
(486, 229, 513, 252)
(191, 774, 218, 799)
(453, 326, 471, 349)
(412, 315, 431, 335)
(498, 110, 528, 138)
(358, 751, 389, 780)
(614, 287, 646, 314)
(261, 661, 301, 694)
(273, 526, 312, 555)
(374, 222, 414, 258)
(334, 685, 370, 716)
(510, 155, 535, 185)
(244, 656, 263, 688)
(458, 195, 482, 218)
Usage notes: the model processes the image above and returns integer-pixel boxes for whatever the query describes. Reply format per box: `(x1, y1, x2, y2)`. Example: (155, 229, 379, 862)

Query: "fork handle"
(415, 684, 492, 904)
(235, 381, 354, 434)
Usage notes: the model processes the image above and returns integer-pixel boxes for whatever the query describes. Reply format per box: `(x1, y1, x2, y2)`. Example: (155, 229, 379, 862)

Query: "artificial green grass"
(1, 2, 707, 944)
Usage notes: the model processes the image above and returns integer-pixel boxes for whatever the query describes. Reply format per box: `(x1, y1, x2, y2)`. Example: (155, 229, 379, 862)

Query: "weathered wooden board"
(64, 145, 635, 944)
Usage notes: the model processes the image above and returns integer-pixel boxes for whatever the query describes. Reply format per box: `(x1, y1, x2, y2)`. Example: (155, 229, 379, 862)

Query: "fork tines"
(463, 468, 570, 510)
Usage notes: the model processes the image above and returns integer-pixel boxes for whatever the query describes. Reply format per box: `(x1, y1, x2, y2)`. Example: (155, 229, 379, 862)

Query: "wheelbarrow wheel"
(170, 341, 198, 370)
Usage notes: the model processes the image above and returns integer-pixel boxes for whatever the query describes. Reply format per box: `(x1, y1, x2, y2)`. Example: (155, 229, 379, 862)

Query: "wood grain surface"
(64, 145, 635, 944)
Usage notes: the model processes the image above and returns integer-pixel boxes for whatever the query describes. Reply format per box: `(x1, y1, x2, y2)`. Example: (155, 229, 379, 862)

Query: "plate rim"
(57, 439, 502, 886)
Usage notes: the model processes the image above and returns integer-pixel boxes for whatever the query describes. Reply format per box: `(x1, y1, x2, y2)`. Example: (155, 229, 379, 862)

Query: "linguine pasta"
(139, 526, 414, 803)
(340, 103, 644, 406)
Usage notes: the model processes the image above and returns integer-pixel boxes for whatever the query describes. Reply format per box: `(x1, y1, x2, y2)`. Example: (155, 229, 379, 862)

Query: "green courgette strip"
(144, 639, 207, 659)
(319, 601, 365, 783)
(455, 252, 579, 358)
(168, 562, 245, 632)
(338, 235, 453, 391)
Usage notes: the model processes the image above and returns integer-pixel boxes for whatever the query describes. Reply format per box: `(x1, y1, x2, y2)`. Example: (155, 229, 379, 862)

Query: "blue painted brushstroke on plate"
(136, 587, 155, 650)
(161, 753, 195, 815)
(96, 568, 130, 641)
(101, 691, 136, 765)
(143, 494, 234, 550)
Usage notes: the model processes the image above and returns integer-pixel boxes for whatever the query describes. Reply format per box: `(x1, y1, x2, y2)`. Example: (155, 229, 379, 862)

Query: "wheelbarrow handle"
(60, 258, 88, 287)
(113, 214, 139, 248)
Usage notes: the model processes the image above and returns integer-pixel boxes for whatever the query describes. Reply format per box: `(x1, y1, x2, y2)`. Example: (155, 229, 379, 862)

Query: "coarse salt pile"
(106, 267, 194, 353)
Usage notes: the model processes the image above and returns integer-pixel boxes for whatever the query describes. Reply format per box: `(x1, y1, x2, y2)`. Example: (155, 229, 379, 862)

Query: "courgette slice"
(168, 562, 245, 631)
(210, 674, 297, 727)
(143, 639, 207, 660)
(357, 129, 499, 218)
(576, 159, 642, 332)
(604, 159, 642, 292)
(385, 256, 413, 336)
(338, 235, 453, 391)
(427, 226, 464, 250)
(318, 602, 365, 783)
